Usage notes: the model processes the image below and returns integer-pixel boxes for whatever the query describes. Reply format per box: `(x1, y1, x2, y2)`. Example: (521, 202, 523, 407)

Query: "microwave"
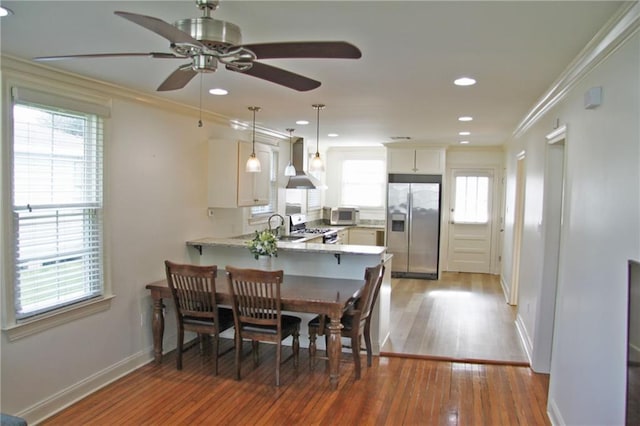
(323, 207, 359, 226)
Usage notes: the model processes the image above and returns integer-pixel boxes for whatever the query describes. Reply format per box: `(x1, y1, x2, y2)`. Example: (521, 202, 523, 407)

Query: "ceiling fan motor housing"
(174, 17, 242, 49)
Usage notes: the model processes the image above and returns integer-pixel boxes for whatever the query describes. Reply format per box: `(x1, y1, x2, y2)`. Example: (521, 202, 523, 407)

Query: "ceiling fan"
(33, 0, 362, 92)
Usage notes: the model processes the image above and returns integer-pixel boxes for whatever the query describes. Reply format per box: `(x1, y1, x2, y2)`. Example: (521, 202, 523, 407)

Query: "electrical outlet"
(207, 208, 215, 218)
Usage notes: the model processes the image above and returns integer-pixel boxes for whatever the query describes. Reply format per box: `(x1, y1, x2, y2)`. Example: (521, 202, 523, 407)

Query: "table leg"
(326, 314, 343, 389)
(151, 297, 165, 363)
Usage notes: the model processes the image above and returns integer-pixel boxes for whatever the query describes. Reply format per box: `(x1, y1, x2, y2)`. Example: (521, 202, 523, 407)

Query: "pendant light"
(245, 106, 261, 173)
(309, 104, 325, 173)
(284, 128, 297, 177)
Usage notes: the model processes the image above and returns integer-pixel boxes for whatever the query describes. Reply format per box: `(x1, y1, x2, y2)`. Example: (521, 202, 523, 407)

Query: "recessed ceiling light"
(458, 116, 473, 122)
(328, 133, 339, 137)
(296, 120, 309, 125)
(460, 140, 470, 145)
(458, 131, 471, 136)
(0, 6, 13, 17)
(208, 88, 228, 95)
(454, 77, 476, 86)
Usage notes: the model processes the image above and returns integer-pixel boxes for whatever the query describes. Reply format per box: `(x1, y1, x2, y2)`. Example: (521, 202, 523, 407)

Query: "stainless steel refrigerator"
(386, 174, 441, 279)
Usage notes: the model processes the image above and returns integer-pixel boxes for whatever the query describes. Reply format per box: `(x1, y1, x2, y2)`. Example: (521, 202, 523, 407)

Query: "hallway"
(381, 272, 528, 364)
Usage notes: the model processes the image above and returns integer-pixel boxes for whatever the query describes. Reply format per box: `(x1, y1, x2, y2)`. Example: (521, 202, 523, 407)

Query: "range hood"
(286, 138, 320, 189)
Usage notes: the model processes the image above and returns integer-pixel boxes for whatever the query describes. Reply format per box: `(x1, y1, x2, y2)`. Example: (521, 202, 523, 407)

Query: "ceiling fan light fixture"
(309, 104, 326, 173)
(284, 128, 297, 177)
(246, 106, 262, 173)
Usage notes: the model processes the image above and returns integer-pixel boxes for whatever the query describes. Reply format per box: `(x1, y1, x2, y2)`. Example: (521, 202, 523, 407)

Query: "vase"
(257, 255, 272, 270)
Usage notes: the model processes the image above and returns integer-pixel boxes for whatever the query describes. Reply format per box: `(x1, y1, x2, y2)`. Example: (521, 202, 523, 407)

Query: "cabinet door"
(387, 147, 445, 174)
(337, 229, 349, 244)
(387, 148, 416, 173)
(237, 142, 271, 206)
(414, 148, 445, 174)
(349, 228, 378, 245)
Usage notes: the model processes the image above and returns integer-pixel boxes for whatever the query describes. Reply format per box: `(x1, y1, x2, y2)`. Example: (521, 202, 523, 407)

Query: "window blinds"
(12, 98, 105, 319)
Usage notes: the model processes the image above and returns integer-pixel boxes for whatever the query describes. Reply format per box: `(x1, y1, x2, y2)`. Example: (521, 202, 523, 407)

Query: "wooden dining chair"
(308, 263, 385, 379)
(225, 266, 301, 386)
(164, 261, 234, 375)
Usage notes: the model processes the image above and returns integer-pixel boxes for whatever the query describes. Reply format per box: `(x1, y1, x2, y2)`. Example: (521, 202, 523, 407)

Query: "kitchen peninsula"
(184, 236, 392, 356)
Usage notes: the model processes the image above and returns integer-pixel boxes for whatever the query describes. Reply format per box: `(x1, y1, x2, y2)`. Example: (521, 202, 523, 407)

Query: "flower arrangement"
(247, 229, 278, 259)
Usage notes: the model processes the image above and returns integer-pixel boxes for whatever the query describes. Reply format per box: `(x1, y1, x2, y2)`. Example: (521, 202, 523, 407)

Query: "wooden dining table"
(145, 272, 365, 389)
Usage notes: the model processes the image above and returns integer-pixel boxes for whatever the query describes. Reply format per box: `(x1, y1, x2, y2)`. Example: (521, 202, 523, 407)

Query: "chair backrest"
(355, 263, 385, 323)
(164, 260, 219, 321)
(225, 266, 284, 329)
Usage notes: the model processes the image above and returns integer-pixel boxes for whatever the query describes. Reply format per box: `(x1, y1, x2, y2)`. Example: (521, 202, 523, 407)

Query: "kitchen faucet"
(268, 214, 285, 237)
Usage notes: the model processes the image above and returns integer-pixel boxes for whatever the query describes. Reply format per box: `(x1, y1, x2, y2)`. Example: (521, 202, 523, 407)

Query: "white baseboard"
(23, 348, 157, 425)
(547, 397, 565, 426)
(514, 314, 533, 366)
(500, 275, 511, 303)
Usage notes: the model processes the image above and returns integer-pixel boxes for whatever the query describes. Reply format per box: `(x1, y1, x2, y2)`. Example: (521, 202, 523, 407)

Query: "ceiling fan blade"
(33, 52, 182, 61)
(227, 62, 321, 92)
(114, 11, 203, 47)
(239, 41, 362, 60)
(157, 65, 198, 91)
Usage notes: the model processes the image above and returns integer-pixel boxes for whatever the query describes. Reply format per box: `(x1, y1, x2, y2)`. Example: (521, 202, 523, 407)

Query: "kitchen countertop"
(186, 236, 386, 256)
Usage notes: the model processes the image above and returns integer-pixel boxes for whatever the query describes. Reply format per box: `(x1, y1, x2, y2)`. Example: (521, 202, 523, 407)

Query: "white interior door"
(447, 170, 494, 273)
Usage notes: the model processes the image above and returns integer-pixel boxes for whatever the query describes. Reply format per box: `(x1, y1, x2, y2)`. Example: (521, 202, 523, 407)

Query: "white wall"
(0, 59, 264, 422)
(503, 31, 640, 425)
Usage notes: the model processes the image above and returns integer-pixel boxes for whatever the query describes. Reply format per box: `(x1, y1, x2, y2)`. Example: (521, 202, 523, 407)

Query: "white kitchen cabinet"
(208, 139, 271, 208)
(387, 147, 445, 174)
(348, 228, 379, 246)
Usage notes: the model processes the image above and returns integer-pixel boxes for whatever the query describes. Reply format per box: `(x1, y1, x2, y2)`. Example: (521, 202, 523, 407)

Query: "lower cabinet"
(337, 229, 349, 244)
(348, 228, 381, 246)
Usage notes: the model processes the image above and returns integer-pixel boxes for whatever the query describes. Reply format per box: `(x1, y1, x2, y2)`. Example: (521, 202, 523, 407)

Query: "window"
(307, 189, 321, 211)
(453, 175, 489, 223)
(11, 88, 105, 320)
(251, 150, 278, 218)
(341, 160, 385, 208)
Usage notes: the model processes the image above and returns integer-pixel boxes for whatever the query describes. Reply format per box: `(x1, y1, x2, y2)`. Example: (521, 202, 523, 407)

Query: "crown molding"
(513, 1, 640, 138)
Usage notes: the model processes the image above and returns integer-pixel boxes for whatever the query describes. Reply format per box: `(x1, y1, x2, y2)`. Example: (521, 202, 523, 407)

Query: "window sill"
(2, 294, 115, 341)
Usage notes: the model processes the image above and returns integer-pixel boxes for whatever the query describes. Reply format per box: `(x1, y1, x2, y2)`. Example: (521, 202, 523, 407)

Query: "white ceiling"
(0, 1, 623, 148)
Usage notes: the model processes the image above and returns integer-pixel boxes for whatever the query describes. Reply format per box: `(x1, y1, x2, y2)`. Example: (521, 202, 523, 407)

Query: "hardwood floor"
(42, 339, 549, 425)
(382, 272, 528, 364)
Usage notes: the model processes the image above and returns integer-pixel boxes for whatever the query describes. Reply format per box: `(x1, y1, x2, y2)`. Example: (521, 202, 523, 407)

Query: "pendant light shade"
(309, 104, 325, 173)
(284, 128, 297, 177)
(245, 106, 261, 173)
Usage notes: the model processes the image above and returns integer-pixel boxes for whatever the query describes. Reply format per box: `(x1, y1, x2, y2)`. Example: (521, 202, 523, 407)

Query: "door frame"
(531, 125, 567, 373)
(509, 151, 527, 306)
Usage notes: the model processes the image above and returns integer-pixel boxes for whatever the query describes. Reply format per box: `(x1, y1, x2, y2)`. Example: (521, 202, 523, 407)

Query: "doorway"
(447, 169, 497, 273)
(531, 126, 567, 373)
(509, 152, 527, 305)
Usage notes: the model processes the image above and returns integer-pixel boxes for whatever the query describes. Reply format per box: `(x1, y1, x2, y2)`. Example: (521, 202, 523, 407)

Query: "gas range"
(288, 214, 339, 244)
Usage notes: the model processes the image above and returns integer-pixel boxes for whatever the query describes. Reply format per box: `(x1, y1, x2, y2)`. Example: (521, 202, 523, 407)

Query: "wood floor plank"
(382, 272, 528, 363)
(41, 340, 550, 425)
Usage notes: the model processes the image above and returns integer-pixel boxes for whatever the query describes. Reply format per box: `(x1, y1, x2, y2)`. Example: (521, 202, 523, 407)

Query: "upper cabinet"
(208, 139, 271, 208)
(387, 147, 445, 174)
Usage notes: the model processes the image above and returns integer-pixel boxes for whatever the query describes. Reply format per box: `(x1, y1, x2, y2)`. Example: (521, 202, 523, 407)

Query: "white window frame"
(2, 84, 113, 341)
(340, 159, 386, 208)
(452, 173, 491, 224)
